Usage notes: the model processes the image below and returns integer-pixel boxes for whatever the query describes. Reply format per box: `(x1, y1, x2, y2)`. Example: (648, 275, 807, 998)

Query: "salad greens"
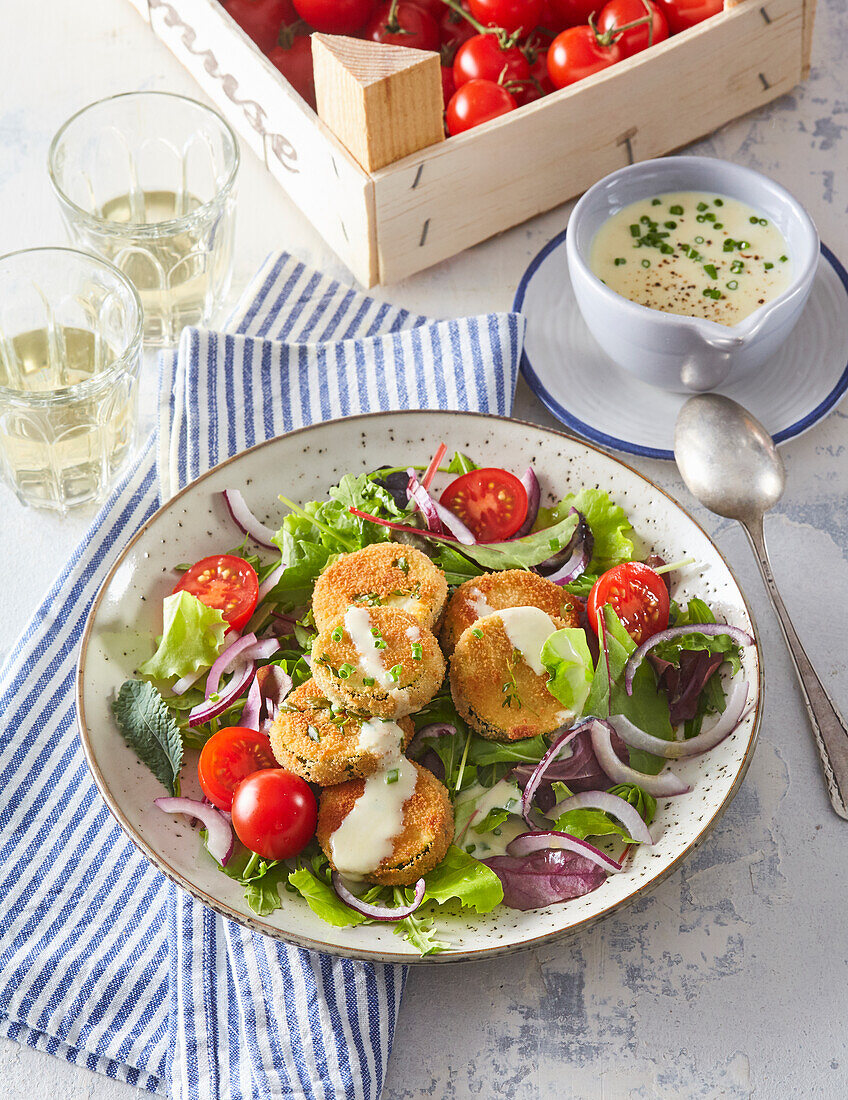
(541, 628, 594, 715)
(113, 680, 184, 796)
(139, 591, 226, 681)
(535, 487, 635, 573)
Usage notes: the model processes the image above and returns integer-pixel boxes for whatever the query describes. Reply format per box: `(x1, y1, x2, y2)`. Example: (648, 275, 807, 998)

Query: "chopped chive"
(696, 201, 708, 211)
(640, 215, 652, 224)
(780, 254, 788, 262)
(651, 198, 661, 205)
(731, 259, 744, 274)
(370, 627, 381, 636)
(714, 222, 724, 229)
(669, 204, 684, 215)
(393, 556, 409, 573)
(471, 627, 483, 639)
(703, 212, 716, 222)
(749, 215, 759, 224)
(723, 239, 736, 252)
(696, 215, 707, 223)
(641, 258, 651, 268)
(630, 224, 641, 237)
(388, 663, 402, 682)
(764, 261, 774, 270)
(465, 844, 476, 853)
(758, 218, 768, 225)
(694, 235, 705, 243)
(338, 662, 354, 679)
(726, 280, 739, 290)
(614, 257, 626, 266)
(385, 769, 399, 785)
(374, 638, 387, 649)
(363, 676, 375, 686)
(411, 642, 423, 660)
(702, 287, 722, 300)
(738, 240, 751, 250)
(704, 263, 718, 279)
(664, 220, 677, 229)
(331, 626, 343, 642)
(660, 243, 674, 254)
(714, 197, 724, 206)
(307, 724, 320, 742)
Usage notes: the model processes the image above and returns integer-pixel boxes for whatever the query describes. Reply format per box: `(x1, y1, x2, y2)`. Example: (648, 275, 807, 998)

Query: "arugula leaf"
(447, 452, 479, 474)
(139, 591, 226, 681)
(394, 907, 450, 955)
(112, 680, 184, 795)
(287, 867, 368, 927)
(536, 489, 634, 573)
(420, 846, 503, 913)
(541, 628, 594, 715)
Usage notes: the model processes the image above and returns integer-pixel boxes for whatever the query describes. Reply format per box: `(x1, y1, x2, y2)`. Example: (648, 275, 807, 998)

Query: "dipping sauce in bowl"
(590, 191, 792, 326)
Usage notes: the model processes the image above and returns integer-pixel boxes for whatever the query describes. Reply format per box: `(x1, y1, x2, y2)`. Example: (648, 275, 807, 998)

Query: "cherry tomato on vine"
(441, 64, 457, 106)
(292, 0, 375, 34)
(653, 0, 720, 32)
(173, 554, 259, 632)
(440, 466, 528, 539)
(547, 0, 601, 30)
(269, 33, 316, 108)
(547, 25, 622, 87)
(231, 768, 317, 860)
(454, 34, 531, 90)
(224, 0, 297, 53)
(440, 3, 476, 58)
(198, 727, 278, 811)
(364, 1, 441, 49)
(597, 0, 667, 58)
(517, 33, 554, 102)
(587, 562, 670, 645)
(409, 0, 448, 16)
(468, 0, 545, 35)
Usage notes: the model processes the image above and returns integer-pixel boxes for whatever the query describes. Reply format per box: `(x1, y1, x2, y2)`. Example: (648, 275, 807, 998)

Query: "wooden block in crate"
(311, 34, 445, 173)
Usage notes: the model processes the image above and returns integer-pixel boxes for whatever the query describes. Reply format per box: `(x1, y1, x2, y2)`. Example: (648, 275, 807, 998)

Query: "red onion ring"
(255, 665, 293, 732)
(506, 830, 623, 874)
(222, 489, 277, 548)
(258, 562, 286, 603)
(432, 500, 476, 545)
(513, 467, 541, 539)
(189, 660, 255, 727)
(590, 720, 690, 796)
(624, 623, 754, 696)
(240, 673, 262, 731)
(521, 721, 591, 826)
(407, 473, 447, 535)
(548, 791, 654, 845)
(172, 669, 203, 696)
(206, 633, 255, 698)
(154, 796, 234, 865)
(331, 872, 426, 920)
(612, 679, 749, 759)
(538, 509, 593, 586)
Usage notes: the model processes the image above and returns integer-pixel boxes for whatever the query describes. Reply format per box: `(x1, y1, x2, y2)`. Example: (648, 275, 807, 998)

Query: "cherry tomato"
(364, 1, 441, 49)
(269, 34, 316, 108)
(440, 466, 528, 539)
(224, 0, 297, 53)
(198, 726, 278, 811)
(440, 3, 476, 60)
(441, 64, 457, 107)
(409, 0, 448, 16)
(468, 0, 544, 34)
(587, 562, 670, 645)
(173, 554, 259, 632)
(517, 33, 554, 102)
(447, 80, 516, 134)
(547, 25, 621, 87)
(231, 769, 317, 860)
(454, 34, 531, 89)
(654, 0, 720, 32)
(292, 0, 375, 34)
(548, 0, 601, 29)
(597, 0, 667, 57)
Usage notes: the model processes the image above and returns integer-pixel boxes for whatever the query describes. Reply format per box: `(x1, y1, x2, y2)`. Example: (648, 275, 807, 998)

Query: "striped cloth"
(0, 251, 525, 1099)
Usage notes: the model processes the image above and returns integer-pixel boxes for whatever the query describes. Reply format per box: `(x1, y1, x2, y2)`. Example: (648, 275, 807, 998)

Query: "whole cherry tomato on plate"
(224, 0, 297, 53)
(454, 33, 531, 88)
(654, 0, 721, 32)
(231, 768, 317, 860)
(364, 1, 441, 49)
(292, 0, 375, 34)
(547, 25, 622, 87)
(446, 79, 517, 134)
(587, 562, 670, 644)
(269, 31, 316, 107)
(468, 0, 544, 34)
(198, 726, 278, 811)
(173, 554, 259, 632)
(597, 0, 668, 58)
(440, 466, 528, 539)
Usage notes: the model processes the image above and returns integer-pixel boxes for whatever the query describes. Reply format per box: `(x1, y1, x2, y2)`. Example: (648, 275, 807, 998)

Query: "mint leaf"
(112, 680, 184, 795)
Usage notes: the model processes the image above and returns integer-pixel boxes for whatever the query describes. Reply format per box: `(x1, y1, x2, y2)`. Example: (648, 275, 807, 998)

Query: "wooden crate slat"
(371, 0, 804, 285)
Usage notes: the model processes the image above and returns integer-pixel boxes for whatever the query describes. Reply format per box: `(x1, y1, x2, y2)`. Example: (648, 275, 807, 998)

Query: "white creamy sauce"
(590, 190, 792, 326)
(404, 624, 421, 642)
(343, 605, 389, 688)
(357, 717, 405, 758)
(454, 780, 524, 859)
(464, 817, 526, 859)
(496, 607, 558, 676)
(329, 748, 417, 878)
(467, 587, 495, 620)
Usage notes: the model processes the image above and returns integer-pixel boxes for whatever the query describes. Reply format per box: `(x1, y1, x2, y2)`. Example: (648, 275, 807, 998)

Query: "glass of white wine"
(48, 91, 239, 346)
(0, 248, 143, 513)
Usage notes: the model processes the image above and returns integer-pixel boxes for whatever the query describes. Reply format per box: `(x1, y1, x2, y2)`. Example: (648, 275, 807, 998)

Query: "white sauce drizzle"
(357, 717, 405, 758)
(467, 587, 495, 619)
(344, 606, 390, 688)
(496, 607, 557, 676)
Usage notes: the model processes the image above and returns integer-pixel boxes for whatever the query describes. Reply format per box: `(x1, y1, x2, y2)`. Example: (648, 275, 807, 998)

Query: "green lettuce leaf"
(447, 452, 479, 474)
(420, 845, 503, 913)
(112, 679, 184, 795)
(139, 591, 226, 681)
(433, 511, 579, 574)
(287, 867, 368, 927)
(541, 628, 594, 715)
(552, 783, 656, 843)
(536, 488, 634, 573)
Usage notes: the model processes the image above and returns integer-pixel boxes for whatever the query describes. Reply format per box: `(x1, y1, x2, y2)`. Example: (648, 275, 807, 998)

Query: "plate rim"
(514, 234, 848, 460)
(76, 408, 764, 964)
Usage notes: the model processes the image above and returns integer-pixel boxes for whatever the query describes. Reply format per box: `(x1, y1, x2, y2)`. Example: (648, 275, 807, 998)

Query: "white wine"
(96, 189, 234, 344)
(0, 327, 137, 511)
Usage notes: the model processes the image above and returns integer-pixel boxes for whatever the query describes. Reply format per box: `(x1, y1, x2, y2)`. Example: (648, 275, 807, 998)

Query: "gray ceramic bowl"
(566, 156, 819, 393)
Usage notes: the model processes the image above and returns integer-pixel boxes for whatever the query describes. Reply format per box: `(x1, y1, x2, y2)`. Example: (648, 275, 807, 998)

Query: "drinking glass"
(48, 91, 239, 346)
(0, 248, 143, 513)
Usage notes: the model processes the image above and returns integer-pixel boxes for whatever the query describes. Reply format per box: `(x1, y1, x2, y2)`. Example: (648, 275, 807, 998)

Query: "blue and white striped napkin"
(0, 251, 524, 1099)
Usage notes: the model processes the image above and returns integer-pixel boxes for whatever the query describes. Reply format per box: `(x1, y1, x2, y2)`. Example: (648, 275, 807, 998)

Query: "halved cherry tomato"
(440, 467, 528, 540)
(587, 562, 670, 644)
(597, 0, 668, 58)
(198, 726, 278, 811)
(231, 768, 317, 860)
(173, 554, 259, 632)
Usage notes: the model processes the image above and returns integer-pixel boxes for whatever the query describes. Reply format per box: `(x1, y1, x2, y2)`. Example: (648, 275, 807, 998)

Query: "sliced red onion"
(506, 830, 623, 874)
(331, 872, 426, 920)
(154, 796, 234, 866)
(432, 500, 476, 545)
(240, 673, 262, 730)
(624, 623, 754, 695)
(611, 679, 749, 758)
(407, 473, 446, 535)
(206, 632, 255, 698)
(421, 443, 447, 491)
(172, 668, 203, 696)
(258, 562, 286, 603)
(256, 664, 293, 732)
(189, 660, 255, 727)
(590, 720, 690, 796)
(537, 510, 593, 586)
(521, 721, 593, 826)
(514, 467, 541, 539)
(408, 722, 456, 760)
(222, 489, 277, 548)
(548, 791, 654, 845)
(240, 637, 281, 663)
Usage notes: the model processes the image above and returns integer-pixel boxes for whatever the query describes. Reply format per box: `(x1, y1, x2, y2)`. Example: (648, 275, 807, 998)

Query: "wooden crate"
(127, 0, 815, 287)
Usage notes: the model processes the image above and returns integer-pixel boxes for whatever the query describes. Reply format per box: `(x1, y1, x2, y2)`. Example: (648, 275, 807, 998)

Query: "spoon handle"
(743, 516, 848, 820)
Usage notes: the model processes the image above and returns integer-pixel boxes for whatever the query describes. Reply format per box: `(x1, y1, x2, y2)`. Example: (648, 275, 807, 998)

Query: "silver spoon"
(674, 393, 848, 819)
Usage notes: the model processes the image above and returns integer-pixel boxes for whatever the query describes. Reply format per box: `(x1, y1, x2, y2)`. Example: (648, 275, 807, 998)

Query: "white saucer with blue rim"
(515, 232, 848, 460)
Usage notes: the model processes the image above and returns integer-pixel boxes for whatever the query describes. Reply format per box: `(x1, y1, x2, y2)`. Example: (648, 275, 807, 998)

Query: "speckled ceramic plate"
(516, 238, 848, 459)
(77, 411, 762, 963)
